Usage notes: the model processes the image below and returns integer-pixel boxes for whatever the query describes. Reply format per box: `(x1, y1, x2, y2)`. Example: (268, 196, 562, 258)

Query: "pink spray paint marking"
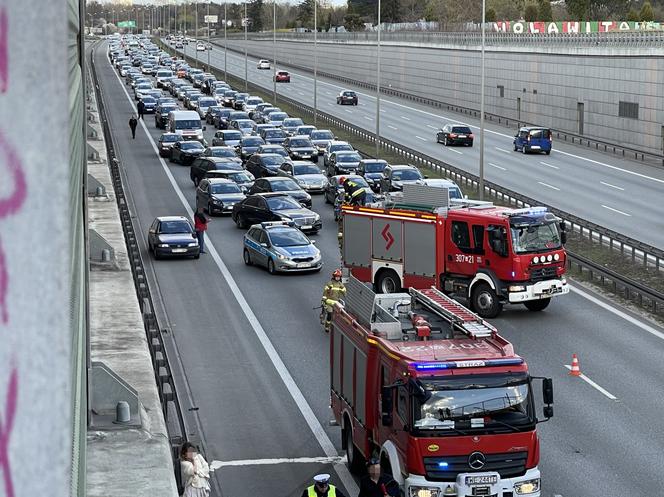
(0, 367, 17, 497)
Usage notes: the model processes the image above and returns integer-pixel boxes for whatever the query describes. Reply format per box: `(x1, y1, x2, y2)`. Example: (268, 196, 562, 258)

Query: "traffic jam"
(110, 33, 569, 497)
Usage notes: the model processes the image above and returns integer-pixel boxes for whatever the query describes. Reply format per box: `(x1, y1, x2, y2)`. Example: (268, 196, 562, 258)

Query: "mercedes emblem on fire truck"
(468, 452, 486, 470)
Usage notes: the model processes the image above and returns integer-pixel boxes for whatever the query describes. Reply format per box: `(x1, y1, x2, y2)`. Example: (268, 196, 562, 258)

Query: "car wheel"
(235, 214, 246, 229)
(193, 252, 200, 260)
(324, 192, 331, 204)
(524, 298, 551, 312)
(513, 143, 518, 151)
(375, 270, 401, 294)
(471, 283, 502, 318)
(243, 248, 253, 266)
(267, 258, 276, 274)
(444, 137, 449, 146)
(522, 145, 528, 154)
(468, 141, 474, 147)
(545, 150, 551, 155)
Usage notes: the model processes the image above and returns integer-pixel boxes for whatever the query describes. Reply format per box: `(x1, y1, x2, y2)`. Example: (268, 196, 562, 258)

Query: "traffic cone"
(569, 354, 581, 376)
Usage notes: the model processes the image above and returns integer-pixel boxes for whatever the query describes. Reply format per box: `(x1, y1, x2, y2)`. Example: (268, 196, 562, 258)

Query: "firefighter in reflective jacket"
(301, 474, 347, 497)
(342, 177, 366, 206)
(321, 269, 346, 332)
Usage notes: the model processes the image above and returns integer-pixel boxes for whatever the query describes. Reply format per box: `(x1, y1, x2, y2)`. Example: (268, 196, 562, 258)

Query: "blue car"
(243, 221, 322, 274)
(513, 127, 552, 155)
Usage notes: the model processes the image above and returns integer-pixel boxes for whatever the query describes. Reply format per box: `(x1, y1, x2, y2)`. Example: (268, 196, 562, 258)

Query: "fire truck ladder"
(410, 287, 497, 339)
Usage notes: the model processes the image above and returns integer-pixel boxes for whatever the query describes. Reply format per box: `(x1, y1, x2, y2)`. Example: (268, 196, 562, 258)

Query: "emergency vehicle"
(330, 277, 554, 497)
(342, 185, 569, 318)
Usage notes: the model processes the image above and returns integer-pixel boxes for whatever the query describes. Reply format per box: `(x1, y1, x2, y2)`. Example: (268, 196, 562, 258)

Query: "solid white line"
(400, 116, 411, 121)
(387, 125, 398, 130)
(600, 181, 625, 191)
(564, 365, 618, 401)
(415, 135, 427, 141)
(364, 116, 373, 121)
(489, 162, 506, 171)
(538, 181, 560, 191)
(539, 161, 559, 170)
(495, 147, 512, 154)
(427, 124, 437, 130)
(210, 456, 347, 470)
(107, 52, 359, 496)
(601, 204, 631, 217)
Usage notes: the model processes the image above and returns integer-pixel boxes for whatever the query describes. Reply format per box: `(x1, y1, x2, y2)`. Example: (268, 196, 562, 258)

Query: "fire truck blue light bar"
(413, 358, 524, 371)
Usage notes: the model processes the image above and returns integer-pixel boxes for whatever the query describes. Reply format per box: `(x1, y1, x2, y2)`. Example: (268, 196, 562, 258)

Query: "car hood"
(276, 208, 315, 219)
(311, 139, 332, 147)
(183, 149, 204, 156)
(335, 162, 360, 169)
(240, 145, 261, 153)
(276, 190, 309, 200)
(222, 140, 241, 147)
(158, 233, 196, 244)
(289, 147, 316, 153)
(364, 172, 383, 181)
(274, 244, 319, 258)
(295, 174, 326, 183)
(212, 193, 245, 203)
(266, 137, 286, 144)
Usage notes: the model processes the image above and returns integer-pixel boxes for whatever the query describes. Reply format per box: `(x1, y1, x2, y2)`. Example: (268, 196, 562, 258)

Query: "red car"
(274, 71, 291, 83)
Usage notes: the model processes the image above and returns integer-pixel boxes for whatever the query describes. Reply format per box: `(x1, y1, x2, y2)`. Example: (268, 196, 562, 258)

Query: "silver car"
(277, 161, 328, 193)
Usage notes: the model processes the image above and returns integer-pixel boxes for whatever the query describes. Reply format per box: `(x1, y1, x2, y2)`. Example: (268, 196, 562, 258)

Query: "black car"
(248, 177, 312, 208)
(141, 96, 158, 113)
(256, 144, 289, 157)
(436, 124, 474, 146)
(326, 151, 362, 176)
(202, 146, 242, 165)
(147, 216, 200, 259)
(233, 93, 249, 110)
(236, 136, 266, 161)
(380, 164, 426, 193)
(222, 90, 238, 107)
(260, 128, 288, 145)
(336, 90, 358, 105)
(195, 178, 246, 215)
(170, 140, 205, 165)
(158, 132, 181, 157)
(357, 159, 388, 192)
(205, 106, 225, 125)
(154, 102, 178, 129)
(205, 169, 255, 193)
(246, 153, 292, 179)
(232, 193, 321, 232)
(190, 156, 245, 186)
(282, 136, 317, 161)
(212, 108, 233, 129)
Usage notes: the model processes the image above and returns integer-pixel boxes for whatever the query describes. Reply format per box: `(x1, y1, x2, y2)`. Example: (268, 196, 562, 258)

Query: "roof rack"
(410, 287, 497, 339)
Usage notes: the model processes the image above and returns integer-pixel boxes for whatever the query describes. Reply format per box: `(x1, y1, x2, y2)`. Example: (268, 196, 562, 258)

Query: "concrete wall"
(224, 38, 664, 155)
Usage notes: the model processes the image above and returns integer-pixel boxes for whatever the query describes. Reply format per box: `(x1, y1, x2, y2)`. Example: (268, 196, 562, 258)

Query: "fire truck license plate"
(465, 475, 498, 485)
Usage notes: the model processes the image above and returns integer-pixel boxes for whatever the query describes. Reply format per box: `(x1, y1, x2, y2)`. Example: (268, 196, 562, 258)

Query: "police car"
(243, 222, 322, 274)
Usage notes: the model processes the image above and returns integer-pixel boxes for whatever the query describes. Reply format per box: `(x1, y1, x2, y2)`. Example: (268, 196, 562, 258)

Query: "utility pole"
(273, 0, 277, 103)
(195, 1, 199, 68)
(207, 1, 211, 72)
(313, 0, 317, 125)
(479, 0, 486, 200)
(224, 2, 228, 81)
(375, 0, 381, 157)
(244, 1, 248, 92)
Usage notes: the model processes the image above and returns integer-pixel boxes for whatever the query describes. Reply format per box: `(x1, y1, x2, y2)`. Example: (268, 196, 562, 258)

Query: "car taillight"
(468, 133, 475, 139)
(449, 133, 457, 138)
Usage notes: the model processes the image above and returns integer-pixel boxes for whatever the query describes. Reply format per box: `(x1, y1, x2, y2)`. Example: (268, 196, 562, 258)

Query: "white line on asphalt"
(564, 365, 618, 401)
(359, 103, 366, 106)
(364, 116, 373, 121)
(426, 124, 437, 129)
(210, 456, 347, 470)
(539, 161, 559, 170)
(489, 162, 506, 171)
(446, 148, 463, 155)
(415, 136, 427, 141)
(601, 204, 631, 217)
(298, 91, 305, 96)
(387, 125, 398, 130)
(344, 109, 352, 114)
(538, 181, 560, 191)
(495, 147, 512, 154)
(401, 116, 411, 121)
(109, 55, 359, 497)
(600, 181, 625, 191)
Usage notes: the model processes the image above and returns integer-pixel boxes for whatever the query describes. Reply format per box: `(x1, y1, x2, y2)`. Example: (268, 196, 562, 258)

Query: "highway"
(95, 41, 664, 497)
(177, 40, 664, 250)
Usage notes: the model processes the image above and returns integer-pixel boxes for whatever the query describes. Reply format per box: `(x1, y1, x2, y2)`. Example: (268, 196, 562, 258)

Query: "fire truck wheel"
(471, 283, 502, 318)
(376, 270, 401, 294)
(344, 424, 365, 474)
(524, 298, 551, 312)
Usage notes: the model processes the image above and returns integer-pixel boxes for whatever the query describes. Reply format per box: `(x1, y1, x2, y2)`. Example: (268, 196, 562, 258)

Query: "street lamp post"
(273, 0, 277, 103)
(207, 1, 211, 72)
(375, 0, 381, 157)
(244, 1, 248, 92)
(479, 0, 486, 200)
(195, 1, 199, 68)
(313, 0, 317, 125)
(224, 2, 228, 81)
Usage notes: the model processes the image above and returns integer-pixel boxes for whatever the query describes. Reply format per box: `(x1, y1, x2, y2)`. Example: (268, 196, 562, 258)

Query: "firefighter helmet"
(332, 269, 342, 279)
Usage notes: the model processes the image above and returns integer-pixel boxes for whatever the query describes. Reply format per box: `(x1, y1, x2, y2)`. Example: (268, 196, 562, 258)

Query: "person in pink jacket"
(180, 442, 211, 497)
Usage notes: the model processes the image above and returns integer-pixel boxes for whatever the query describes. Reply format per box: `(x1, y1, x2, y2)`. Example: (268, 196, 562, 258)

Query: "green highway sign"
(118, 20, 136, 28)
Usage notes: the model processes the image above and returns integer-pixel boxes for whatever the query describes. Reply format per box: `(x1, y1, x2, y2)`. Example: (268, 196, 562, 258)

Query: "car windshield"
(284, 119, 304, 127)
(209, 148, 236, 157)
(262, 155, 286, 165)
(393, 169, 421, 180)
(414, 375, 533, 433)
(270, 113, 288, 121)
(270, 179, 300, 191)
(247, 98, 263, 105)
(331, 144, 352, 152)
(510, 220, 561, 254)
(160, 220, 192, 234)
(339, 176, 368, 188)
(293, 164, 321, 175)
(265, 130, 286, 137)
(266, 196, 302, 210)
(452, 126, 472, 134)
(269, 228, 310, 247)
(181, 142, 203, 150)
(161, 135, 180, 142)
(160, 104, 177, 112)
(311, 131, 334, 140)
(343, 92, 355, 97)
(236, 120, 254, 129)
(223, 132, 242, 140)
(242, 138, 263, 146)
(337, 153, 361, 163)
(199, 98, 216, 107)
(210, 183, 241, 194)
(228, 172, 253, 182)
(175, 120, 202, 130)
(142, 97, 156, 103)
(290, 139, 313, 148)
(364, 161, 386, 172)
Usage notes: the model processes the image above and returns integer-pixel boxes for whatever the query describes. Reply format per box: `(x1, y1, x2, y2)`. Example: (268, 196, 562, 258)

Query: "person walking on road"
(358, 459, 399, 497)
(302, 474, 347, 497)
(137, 98, 146, 120)
(321, 269, 346, 332)
(180, 442, 211, 497)
(194, 208, 209, 254)
(128, 114, 138, 139)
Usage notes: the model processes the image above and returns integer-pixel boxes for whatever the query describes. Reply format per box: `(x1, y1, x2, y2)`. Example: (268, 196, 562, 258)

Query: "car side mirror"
(260, 242, 268, 248)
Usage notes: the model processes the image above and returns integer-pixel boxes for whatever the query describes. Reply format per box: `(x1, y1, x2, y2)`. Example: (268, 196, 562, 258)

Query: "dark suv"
(336, 90, 358, 105)
(190, 156, 245, 186)
(245, 153, 291, 178)
(436, 124, 474, 147)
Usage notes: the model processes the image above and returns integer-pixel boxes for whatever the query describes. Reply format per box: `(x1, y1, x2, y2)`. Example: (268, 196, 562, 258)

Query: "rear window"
(210, 183, 241, 194)
(452, 126, 472, 134)
(223, 132, 242, 140)
(161, 134, 180, 142)
(529, 129, 551, 139)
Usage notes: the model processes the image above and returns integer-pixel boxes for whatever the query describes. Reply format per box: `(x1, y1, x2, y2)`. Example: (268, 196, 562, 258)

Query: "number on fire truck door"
(447, 221, 482, 274)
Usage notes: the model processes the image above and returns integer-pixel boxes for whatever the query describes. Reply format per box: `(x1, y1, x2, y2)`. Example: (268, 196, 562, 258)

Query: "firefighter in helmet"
(320, 269, 346, 332)
(342, 177, 366, 206)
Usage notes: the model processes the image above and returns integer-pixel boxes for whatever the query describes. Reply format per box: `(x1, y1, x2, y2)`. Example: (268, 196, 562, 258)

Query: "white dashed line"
(601, 204, 631, 216)
(427, 124, 437, 129)
(600, 181, 625, 191)
(415, 136, 427, 141)
(364, 116, 373, 121)
(538, 181, 560, 191)
(387, 125, 398, 130)
(401, 116, 411, 121)
(539, 161, 559, 170)
(489, 162, 506, 171)
(344, 109, 352, 114)
(446, 148, 463, 155)
(495, 147, 512, 154)
(564, 365, 618, 401)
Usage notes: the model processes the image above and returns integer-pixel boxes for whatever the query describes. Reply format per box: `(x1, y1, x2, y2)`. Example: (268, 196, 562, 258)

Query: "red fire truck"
(341, 185, 569, 318)
(330, 277, 554, 497)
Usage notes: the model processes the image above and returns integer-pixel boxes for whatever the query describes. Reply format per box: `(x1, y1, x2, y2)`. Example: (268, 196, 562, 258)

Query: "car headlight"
(515, 478, 540, 495)
(159, 244, 169, 248)
(187, 242, 198, 247)
(509, 285, 526, 292)
(409, 487, 440, 497)
(212, 198, 223, 205)
(314, 213, 320, 221)
(276, 253, 287, 260)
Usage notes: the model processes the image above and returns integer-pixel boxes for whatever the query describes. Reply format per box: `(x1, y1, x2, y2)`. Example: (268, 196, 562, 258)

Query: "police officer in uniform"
(301, 474, 347, 497)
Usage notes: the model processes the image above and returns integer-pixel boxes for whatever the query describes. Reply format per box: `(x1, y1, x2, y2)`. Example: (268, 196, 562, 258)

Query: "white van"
(168, 110, 205, 143)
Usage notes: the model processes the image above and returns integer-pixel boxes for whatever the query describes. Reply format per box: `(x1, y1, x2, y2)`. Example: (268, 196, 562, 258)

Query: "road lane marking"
(489, 162, 506, 171)
(400, 116, 411, 121)
(446, 148, 463, 154)
(364, 116, 373, 121)
(108, 54, 360, 497)
(344, 109, 352, 114)
(415, 136, 427, 141)
(539, 161, 559, 170)
(600, 181, 625, 191)
(564, 365, 618, 401)
(601, 204, 631, 217)
(427, 124, 437, 129)
(538, 181, 560, 191)
(211, 456, 347, 470)
(495, 147, 512, 154)
(387, 125, 398, 130)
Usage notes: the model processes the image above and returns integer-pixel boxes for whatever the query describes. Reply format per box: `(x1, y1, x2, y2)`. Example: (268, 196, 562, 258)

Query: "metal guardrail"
(164, 40, 664, 315)
(90, 47, 190, 486)
(212, 38, 664, 164)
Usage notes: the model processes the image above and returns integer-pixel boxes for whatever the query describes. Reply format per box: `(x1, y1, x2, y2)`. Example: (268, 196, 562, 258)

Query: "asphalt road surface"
(177, 39, 664, 250)
(95, 41, 664, 497)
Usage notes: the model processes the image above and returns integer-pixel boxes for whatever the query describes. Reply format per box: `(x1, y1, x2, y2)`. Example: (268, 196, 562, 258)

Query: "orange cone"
(569, 354, 581, 376)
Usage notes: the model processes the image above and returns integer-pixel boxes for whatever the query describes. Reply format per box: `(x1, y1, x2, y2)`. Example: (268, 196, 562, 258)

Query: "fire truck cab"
(342, 185, 569, 318)
(330, 277, 554, 497)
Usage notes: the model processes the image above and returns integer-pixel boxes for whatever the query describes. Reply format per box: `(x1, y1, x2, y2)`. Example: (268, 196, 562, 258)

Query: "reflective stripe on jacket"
(307, 485, 337, 497)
